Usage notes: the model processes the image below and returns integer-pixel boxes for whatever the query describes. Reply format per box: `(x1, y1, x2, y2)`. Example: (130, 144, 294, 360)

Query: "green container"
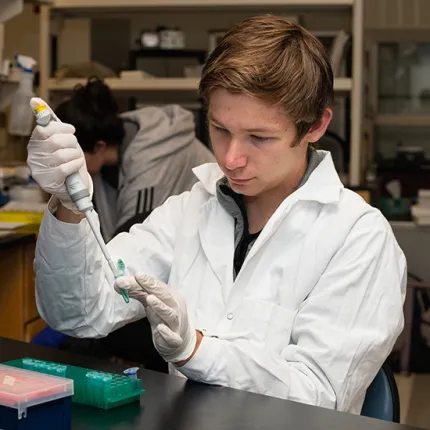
(379, 197, 411, 221)
(5, 358, 145, 410)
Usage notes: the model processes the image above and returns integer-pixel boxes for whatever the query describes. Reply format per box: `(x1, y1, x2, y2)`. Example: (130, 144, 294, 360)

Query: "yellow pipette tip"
(34, 104, 47, 114)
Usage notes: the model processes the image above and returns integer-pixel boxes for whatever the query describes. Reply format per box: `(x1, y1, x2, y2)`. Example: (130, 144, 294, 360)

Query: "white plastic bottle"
(8, 55, 37, 136)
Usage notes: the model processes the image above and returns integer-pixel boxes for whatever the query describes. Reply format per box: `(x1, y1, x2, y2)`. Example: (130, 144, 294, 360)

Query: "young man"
(28, 15, 406, 413)
(54, 78, 214, 240)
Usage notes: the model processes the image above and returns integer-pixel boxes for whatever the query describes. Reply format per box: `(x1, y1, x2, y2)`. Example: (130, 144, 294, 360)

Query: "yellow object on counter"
(0, 201, 45, 225)
(0, 212, 43, 224)
(0, 211, 43, 224)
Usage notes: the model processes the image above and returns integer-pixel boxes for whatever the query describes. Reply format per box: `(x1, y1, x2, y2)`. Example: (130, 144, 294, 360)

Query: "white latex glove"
(27, 97, 93, 213)
(115, 274, 197, 363)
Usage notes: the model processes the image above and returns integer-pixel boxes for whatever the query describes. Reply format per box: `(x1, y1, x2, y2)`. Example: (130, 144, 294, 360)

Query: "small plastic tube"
(123, 367, 139, 380)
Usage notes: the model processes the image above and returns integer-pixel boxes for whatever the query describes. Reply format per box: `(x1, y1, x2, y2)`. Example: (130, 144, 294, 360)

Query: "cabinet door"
(23, 242, 38, 323)
(0, 246, 24, 341)
(377, 43, 430, 116)
(373, 42, 430, 160)
(24, 318, 47, 343)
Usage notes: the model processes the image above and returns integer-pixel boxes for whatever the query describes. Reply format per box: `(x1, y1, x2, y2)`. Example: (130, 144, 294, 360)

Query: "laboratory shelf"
(51, 0, 354, 10)
(48, 77, 352, 92)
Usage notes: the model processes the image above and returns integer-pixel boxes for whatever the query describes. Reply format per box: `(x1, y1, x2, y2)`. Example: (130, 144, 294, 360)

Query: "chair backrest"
(361, 363, 400, 423)
(317, 130, 345, 174)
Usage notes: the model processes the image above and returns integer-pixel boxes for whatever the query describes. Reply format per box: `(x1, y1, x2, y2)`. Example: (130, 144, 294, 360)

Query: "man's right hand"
(27, 98, 93, 213)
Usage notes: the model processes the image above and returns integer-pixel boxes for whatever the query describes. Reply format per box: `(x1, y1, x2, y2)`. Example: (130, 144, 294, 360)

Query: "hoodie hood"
(120, 104, 197, 169)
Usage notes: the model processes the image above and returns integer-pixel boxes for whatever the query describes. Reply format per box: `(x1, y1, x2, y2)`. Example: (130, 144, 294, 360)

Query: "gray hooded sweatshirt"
(93, 104, 215, 241)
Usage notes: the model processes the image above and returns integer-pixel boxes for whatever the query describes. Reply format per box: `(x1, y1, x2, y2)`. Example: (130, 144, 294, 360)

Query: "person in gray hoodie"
(55, 77, 215, 241)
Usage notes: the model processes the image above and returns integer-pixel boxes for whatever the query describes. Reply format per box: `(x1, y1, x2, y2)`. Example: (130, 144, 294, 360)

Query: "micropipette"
(31, 100, 129, 304)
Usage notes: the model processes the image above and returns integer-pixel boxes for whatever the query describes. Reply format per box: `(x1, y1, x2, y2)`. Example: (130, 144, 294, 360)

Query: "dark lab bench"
(0, 337, 423, 430)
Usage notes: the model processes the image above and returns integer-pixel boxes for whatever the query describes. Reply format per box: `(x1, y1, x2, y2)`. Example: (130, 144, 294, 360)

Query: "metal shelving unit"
(38, 0, 364, 186)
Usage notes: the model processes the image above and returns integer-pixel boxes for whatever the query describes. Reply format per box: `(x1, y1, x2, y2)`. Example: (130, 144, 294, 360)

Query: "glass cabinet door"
(378, 43, 430, 115)
(370, 42, 430, 221)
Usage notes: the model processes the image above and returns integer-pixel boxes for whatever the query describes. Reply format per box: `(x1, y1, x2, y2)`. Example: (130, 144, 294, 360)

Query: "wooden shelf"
(48, 76, 352, 92)
(375, 115, 430, 127)
(52, 0, 354, 9)
(48, 77, 201, 91)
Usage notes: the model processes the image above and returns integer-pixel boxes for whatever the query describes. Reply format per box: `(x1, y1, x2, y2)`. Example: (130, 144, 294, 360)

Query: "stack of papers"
(411, 190, 430, 225)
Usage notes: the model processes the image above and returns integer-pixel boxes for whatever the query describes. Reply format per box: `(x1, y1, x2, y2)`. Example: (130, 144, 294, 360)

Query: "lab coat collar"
(294, 151, 344, 204)
(192, 162, 224, 196)
(192, 150, 343, 205)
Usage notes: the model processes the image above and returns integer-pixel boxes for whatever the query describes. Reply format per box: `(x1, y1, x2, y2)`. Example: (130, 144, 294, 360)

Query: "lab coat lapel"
(198, 199, 235, 288)
(225, 196, 300, 310)
(245, 196, 299, 264)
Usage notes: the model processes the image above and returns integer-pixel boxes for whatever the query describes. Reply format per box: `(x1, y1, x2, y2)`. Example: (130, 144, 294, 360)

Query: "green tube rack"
(4, 358, 145, 410)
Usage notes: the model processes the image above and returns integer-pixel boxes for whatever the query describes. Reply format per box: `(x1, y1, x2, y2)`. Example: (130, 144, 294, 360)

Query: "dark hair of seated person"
(55, 77, 125, 153)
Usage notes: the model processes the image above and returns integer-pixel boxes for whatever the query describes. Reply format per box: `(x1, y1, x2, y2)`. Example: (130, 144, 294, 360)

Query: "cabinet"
(365, 37, 430, 221)
(369, 41, 430, 160)
(0, 234, 45, 342)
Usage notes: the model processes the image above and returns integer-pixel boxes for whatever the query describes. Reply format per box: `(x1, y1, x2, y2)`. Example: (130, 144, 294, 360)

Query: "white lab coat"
(35, 151, 406, 414)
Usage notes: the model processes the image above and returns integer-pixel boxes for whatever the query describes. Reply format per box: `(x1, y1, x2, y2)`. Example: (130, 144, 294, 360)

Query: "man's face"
(84, 141, 106, 175)
(84, 150, 104, 175)
(208, 89, 332, 199)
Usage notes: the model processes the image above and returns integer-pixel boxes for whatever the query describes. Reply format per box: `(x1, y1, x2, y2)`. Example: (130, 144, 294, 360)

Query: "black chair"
(361, 362, 400, 422)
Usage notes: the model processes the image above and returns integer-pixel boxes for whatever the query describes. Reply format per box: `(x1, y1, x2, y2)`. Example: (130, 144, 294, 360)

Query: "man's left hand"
(115, 274, 201, 364)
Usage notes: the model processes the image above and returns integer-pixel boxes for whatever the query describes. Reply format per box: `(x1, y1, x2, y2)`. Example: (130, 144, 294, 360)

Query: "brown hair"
(199, 14, 334, 145)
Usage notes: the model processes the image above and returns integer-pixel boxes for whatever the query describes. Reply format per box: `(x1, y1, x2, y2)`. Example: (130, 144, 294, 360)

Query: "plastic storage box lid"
(0, 364, 74, 419)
